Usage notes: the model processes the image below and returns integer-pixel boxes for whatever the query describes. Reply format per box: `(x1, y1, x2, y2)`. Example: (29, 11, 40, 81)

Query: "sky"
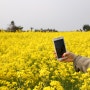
(0, 0, 90, 31)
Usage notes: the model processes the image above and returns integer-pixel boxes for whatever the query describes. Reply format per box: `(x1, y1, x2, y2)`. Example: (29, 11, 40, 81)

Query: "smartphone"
(53, 37, 66, 60)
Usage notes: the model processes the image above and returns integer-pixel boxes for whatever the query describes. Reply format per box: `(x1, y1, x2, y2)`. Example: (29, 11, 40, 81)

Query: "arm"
(61, 52, 90, 73)
(73, 55, 90, 72)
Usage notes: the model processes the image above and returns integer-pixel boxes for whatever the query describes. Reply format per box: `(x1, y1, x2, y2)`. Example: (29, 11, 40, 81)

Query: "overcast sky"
(0, 0, 90, 31)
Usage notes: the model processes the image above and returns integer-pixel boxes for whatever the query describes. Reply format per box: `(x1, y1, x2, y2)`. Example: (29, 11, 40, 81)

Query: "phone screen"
(54, 39, 66, 58)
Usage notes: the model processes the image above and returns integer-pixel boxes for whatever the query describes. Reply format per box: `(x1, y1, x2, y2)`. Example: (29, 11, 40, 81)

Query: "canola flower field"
(0, 31, 90, 90)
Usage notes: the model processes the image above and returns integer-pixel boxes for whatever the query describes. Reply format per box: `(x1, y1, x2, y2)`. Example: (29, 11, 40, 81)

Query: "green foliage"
(83, 24, 90, 31)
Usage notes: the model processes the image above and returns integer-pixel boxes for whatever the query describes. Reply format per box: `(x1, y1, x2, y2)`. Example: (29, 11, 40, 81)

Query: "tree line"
(0, 21, 58, 32)
(0, 21, 90, 32)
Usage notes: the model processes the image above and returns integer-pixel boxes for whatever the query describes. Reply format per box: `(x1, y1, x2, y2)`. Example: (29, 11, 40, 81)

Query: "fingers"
(59, 57, 68, 62)
(62, 52, 70, 57)
(54, 51, 68, 60)
(54, 51, 56, 54)
(54, 51, 71, 62)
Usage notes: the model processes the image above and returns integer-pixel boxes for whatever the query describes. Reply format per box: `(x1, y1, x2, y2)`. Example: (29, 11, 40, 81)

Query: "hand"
(54, 52, 76, 62)
(61, 52, 76, 62)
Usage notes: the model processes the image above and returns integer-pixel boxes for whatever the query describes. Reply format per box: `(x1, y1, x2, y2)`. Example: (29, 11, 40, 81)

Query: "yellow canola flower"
(39, 68, 50, 77)
(43, 86, 54, 90)
(0, 32, 90, 90)
(87, 68, 90, 72)
(50, 80, 64, 90)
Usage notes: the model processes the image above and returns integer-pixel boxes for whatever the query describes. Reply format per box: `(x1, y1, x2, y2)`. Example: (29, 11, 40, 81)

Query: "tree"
(83, 24, 90, 31)
(7, 21, 23, 32)
(30, 27, 33, 31)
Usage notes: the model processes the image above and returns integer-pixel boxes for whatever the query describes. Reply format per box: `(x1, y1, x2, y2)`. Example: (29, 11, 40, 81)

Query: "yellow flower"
(0, 32, 90, 90)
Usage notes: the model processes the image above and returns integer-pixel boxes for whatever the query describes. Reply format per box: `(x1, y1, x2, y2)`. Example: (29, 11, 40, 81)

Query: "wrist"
(70, 52, 77, 62)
